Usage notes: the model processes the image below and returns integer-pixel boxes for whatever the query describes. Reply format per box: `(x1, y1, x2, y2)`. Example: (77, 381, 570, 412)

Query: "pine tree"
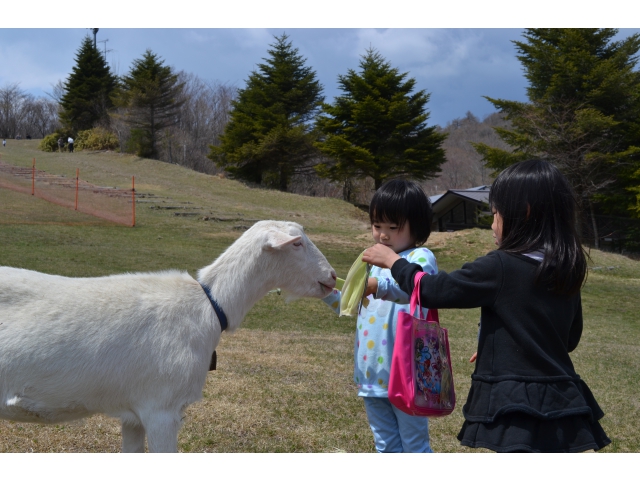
(474, 29, 640, 243)
(59, 36, 117, 133)
(116, 50, 185, 159)
(209, 34, 324, 191)
(315, 48, 446, 193)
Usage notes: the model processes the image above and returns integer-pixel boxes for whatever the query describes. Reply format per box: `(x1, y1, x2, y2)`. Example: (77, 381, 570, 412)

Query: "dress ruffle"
(458, 375, 611, 452)
(462, 375, 604, 422)
(457, 412, 611, 452)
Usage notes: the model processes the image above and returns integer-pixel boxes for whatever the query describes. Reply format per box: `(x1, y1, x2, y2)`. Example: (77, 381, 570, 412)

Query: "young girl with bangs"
(363, 160, 611, 453)
(323, 178, 438, 453)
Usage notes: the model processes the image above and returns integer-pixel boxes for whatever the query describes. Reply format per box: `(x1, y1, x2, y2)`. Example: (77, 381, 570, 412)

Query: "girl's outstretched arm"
(366, 243, 503, 310)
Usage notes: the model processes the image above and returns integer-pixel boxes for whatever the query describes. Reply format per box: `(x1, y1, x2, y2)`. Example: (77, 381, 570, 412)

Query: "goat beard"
(281, 285, 329, 303)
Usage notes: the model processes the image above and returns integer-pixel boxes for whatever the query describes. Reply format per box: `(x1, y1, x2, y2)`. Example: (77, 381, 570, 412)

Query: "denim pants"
(363, 397, 433, 453)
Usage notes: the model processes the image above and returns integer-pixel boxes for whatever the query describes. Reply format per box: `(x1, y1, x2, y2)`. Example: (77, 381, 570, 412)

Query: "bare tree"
(422, 112, 511, 194)
(109, 106, 131, 153)
(22, 97, 61, 138)
(159, 73, 237, 174)
(0, 83, 60, 139)
(46, 80, 66, 104)
(0, 83, 30, 138)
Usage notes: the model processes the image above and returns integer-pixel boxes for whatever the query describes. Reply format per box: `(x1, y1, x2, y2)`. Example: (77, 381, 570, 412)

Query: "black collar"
(199, 282, 228, 331)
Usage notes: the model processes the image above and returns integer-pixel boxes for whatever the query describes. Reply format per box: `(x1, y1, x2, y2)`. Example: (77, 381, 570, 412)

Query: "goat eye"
(293, 241, 302, 247)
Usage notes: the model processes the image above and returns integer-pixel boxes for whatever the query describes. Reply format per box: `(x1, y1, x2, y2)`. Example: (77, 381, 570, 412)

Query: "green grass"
(0, 140, 639, 452)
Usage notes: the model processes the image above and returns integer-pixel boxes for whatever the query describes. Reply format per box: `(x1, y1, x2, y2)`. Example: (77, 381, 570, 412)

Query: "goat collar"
(199, 282, 228, 331)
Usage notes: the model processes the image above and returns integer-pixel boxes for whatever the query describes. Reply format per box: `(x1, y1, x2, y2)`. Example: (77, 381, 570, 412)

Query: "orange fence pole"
(132, 176, 136, 227)
(75, 168, 79, 210)
(31, 158, 35, 195)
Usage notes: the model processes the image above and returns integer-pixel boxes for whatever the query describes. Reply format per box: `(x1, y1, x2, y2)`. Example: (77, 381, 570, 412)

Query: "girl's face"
(372, 220, 416, 253)
(491, 210, 503, 246)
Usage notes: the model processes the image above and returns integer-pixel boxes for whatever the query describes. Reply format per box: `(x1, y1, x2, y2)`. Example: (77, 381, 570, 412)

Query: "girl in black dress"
(363, 159, 611, 452)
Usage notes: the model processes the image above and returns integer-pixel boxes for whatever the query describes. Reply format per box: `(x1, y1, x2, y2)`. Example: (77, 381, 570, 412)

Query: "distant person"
(57, 137, 64, 152)
(2, 139, 5, 147)
(68, 136, 74, 153)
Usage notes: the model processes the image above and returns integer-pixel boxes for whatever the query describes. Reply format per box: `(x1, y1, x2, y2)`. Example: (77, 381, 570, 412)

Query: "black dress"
(391, 250, 611, 452)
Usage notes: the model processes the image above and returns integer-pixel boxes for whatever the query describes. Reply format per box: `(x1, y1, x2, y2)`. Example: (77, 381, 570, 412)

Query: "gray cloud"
(1, 28, 638, 127)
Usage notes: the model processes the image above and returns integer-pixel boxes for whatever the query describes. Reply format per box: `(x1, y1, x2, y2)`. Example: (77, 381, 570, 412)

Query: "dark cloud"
(1, 28, 638, 127)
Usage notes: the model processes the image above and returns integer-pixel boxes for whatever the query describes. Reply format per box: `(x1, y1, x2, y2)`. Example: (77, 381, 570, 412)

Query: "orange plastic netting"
(0, 160, 135, 226)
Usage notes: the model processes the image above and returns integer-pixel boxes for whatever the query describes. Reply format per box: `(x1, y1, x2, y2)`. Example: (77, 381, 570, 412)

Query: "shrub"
(39, 133, 60, 152)
(75, 127, 119, 151)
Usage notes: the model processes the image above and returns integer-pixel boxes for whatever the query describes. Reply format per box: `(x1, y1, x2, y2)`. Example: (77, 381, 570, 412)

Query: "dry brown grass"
(180, 330, 372, 452)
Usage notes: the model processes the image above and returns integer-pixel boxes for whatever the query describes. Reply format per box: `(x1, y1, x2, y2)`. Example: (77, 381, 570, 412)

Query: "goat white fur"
(0, 220, 336, 452)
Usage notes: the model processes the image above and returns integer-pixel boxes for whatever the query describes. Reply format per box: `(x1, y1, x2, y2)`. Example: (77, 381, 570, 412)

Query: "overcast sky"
(2, 4, 638, 127)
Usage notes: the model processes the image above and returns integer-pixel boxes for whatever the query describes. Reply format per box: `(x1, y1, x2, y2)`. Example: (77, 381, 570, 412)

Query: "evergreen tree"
(474, 29, 640, 243)
(116, 50, 185, 159)
(209, 34, 324, 191)
(59, 36, 117, 133)
(315, 48, 446, 193)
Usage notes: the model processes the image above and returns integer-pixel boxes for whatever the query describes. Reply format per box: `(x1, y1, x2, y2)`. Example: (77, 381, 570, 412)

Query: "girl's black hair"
(489, 159, 587, 295)
(369, 178, 433, 246)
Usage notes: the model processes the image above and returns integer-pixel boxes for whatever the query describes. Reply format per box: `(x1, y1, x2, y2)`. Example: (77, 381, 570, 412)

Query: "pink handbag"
(388, 271, 456, 417)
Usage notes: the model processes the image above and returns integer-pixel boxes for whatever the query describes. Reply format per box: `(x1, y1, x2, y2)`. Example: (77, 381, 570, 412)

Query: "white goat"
(0, 220, 336, 452)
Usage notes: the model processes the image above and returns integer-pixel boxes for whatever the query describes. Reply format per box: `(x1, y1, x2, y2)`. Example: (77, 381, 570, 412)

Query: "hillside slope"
(0, 141, 638, 453)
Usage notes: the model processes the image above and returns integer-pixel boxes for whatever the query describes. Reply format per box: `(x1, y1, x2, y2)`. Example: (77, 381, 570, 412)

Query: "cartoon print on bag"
(415, 332, 445, 406)
(415, 337, 432, 395)
(426, 333, 442, 403)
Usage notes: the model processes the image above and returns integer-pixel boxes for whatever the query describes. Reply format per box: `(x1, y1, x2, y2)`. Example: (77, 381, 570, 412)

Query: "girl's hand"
(362, 244, 401, 269)
(469, 352, 477, 363)
(365, 277, 378, 297)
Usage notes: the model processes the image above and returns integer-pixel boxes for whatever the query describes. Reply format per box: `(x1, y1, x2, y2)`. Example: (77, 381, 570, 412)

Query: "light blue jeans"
(363, 397, 433, 453)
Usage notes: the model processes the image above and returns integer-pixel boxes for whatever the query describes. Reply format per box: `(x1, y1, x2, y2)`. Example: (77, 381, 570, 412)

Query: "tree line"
(35, 36, 236, 176)
(209, 36, 447, 200)
(209, 28, 640, 249)
(0, 83, 60, 140)
(4, 29, 640, 248)
(29, 34, 450, 203)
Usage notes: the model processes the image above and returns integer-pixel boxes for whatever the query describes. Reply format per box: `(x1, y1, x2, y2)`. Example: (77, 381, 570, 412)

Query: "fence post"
(31, 158, 35, 195)
(132, 176, 136, 227)
(75, 168, 79, 210)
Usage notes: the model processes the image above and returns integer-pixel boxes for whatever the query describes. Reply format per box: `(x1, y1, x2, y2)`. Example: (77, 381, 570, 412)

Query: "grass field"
(0, 140, 638, 453)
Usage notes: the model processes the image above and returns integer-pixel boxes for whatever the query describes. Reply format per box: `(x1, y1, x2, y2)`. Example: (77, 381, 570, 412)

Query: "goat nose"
(331, 271, 337, 280)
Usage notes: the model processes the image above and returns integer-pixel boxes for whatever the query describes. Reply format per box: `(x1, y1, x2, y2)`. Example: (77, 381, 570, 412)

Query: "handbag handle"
(409, 271, 440, 324)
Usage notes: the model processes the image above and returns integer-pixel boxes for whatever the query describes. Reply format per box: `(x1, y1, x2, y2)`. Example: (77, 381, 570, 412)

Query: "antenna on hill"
(98, 39, 112, 61)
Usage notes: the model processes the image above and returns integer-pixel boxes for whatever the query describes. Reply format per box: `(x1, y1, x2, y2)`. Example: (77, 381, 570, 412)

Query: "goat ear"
(264, 231, 303, 250)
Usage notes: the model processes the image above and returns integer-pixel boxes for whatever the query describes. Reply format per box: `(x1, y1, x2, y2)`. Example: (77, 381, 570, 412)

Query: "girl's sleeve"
(390, 251, 503, 309)
(374, 248, 438, 304)
(322, 288, 341, 314)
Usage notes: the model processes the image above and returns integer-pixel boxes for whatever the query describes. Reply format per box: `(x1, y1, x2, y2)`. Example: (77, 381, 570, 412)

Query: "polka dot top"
(323, 246, 438, 397)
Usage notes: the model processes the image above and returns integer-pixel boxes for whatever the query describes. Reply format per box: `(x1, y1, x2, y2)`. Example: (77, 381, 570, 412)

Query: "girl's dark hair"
(369, 178, 433, 246)
(489, 159, 587, 295)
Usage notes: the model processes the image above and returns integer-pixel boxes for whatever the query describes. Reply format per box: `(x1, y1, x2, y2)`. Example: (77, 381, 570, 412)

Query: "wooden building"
(429, 186, 491, 232)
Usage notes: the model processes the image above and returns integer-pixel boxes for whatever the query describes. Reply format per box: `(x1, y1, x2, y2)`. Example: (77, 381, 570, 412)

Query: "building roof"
(429, 193, 444, 204)
(430, 185, 491, 216)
